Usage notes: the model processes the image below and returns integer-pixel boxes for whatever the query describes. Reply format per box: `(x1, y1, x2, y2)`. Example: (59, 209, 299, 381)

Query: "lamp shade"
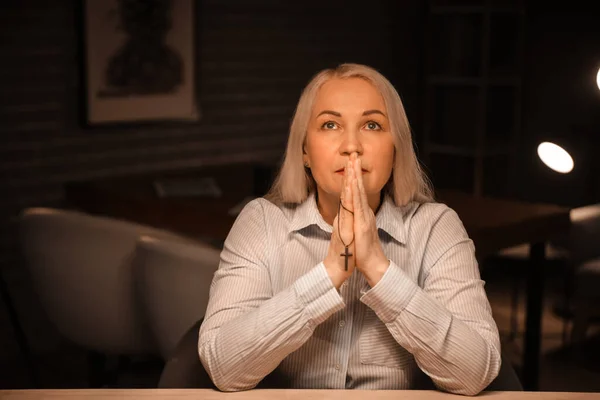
(537, 142, 574, 174)
(518, 130, 596, 207)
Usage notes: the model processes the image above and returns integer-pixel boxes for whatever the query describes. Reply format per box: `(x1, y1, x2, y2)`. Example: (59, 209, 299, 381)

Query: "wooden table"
(1, 389, 597, 399)
(435, 190, 571, 261)
(64, 163, 273, 246)
(63, 166, 572, 391)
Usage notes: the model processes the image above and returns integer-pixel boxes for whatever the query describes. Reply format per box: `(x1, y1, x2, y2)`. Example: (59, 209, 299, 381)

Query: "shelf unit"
(421, 0, 526, 198)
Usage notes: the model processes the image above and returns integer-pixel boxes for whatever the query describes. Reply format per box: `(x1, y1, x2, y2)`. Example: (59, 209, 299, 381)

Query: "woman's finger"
(352, 168, 362, 224)
(338, 161, 354, 244)
(356, 158, 369, 209)
(343, 160, 354, 212)
(355, 158, 369, 223)
(339, 163, 347, 226)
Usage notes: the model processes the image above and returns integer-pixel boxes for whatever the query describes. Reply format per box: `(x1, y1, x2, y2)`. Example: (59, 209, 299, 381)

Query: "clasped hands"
(324, 153, 390, 289)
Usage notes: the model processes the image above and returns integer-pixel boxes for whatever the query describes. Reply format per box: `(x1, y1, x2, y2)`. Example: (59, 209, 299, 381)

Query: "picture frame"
(81, 0, 199, 126)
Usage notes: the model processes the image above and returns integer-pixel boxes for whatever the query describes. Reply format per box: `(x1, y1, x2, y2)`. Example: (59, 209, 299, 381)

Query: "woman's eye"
(322, 121, 338, 130)
(365, 121, 382, 130)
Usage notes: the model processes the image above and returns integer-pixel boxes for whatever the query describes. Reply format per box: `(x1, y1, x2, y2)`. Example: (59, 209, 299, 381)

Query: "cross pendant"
(340, 246, 353, 271)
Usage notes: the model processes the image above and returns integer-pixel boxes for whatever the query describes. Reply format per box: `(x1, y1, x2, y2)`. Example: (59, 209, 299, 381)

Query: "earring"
(304, 162, 310, 168)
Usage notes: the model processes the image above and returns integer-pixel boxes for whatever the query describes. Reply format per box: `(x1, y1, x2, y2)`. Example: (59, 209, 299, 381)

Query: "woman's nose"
(339, 129, 363, 156)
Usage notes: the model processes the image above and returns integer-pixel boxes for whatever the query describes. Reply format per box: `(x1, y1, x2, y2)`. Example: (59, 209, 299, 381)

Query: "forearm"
(361, 263, 501, 396)
(387, 290, 500, 395)
(199, 263, 344, 391)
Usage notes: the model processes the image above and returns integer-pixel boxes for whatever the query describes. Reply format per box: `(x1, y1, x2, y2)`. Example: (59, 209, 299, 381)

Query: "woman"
(198, 63, 501, 395)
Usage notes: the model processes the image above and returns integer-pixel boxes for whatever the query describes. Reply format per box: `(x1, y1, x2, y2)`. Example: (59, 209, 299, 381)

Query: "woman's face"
(303, 77, 395, 202)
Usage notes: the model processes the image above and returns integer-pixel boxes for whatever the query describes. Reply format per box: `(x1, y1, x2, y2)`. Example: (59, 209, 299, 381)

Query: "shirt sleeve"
(198, 200, 345, 391)
(360, 207, 501, 396)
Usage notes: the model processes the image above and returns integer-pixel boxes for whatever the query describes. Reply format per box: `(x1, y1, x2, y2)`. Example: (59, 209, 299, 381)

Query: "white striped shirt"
(198, 192, 501, 395)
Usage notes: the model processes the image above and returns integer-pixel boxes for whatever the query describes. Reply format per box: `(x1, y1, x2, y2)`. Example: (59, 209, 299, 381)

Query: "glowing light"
(597, 67, 600, 90)
(537, 142, 574, 173)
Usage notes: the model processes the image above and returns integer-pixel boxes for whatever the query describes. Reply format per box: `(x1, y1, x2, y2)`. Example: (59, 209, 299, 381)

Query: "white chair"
(18, 207, 187, 357)
(134, 235, 221, 360)
(565, 204, 600, 352)
(567, 203, 600, 265)
(570, 257, 600, 350)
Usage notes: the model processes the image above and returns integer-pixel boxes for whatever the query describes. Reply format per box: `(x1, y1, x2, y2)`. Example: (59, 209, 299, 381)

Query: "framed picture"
(82, 0, 199, 125)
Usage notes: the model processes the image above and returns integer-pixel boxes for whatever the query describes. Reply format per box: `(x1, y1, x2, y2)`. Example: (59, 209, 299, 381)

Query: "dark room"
(1, 0, 599, 398)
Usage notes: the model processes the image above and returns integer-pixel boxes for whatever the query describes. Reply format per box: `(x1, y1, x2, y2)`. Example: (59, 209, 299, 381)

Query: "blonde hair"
(265, 63, 434, 206)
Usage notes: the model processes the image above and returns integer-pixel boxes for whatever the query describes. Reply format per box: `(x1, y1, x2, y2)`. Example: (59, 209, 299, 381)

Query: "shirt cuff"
(294, 262, 345, 327)
(360, 260, 419, 323)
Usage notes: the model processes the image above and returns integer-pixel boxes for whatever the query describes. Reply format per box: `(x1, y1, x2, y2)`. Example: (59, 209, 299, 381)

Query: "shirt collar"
(289, 191, 407, 244)
(289, 192, 333, 234)
(375, 194, 407, 244)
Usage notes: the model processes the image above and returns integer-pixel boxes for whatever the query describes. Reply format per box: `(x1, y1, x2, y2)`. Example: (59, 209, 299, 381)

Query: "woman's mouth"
(335, 169, 368, 175)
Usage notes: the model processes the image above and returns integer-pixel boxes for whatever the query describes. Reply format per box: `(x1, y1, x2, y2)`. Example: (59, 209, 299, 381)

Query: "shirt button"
(335, 364, 341, 371)
(339, 320, 346, 327)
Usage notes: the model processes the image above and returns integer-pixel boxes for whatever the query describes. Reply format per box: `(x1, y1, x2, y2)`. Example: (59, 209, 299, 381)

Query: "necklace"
(337, 200, 355, 271)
